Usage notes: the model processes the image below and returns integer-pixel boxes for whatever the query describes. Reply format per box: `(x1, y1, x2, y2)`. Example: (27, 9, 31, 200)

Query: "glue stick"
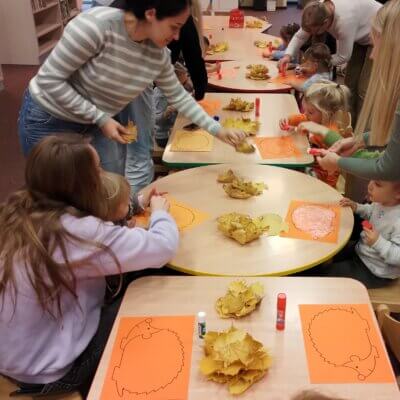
(255, 97, 260, 118)
(276, 293, 286, 331)
(197, 311, 206, 338)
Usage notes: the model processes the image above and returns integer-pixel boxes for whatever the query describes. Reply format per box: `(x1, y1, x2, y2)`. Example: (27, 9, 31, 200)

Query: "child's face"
(368, 180, 400, 205)
(299, 59, 318, 76)
(302, 100, 323, 124)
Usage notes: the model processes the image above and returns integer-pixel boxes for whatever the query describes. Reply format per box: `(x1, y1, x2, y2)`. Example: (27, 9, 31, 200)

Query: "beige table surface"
(203, 15, 272, 32)
(88, 276, 400, 400)
(205, 30, 280, 62)
(162, 93, 313, 168)
(143, 164, 352, 276)
(208, 60, 291, 92)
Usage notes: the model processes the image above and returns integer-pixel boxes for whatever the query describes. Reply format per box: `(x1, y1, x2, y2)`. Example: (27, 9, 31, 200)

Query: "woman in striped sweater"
(18, 0, 245, 176)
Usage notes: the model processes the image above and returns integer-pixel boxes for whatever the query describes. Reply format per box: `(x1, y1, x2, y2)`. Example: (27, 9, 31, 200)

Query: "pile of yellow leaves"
(223, 98, 254, 112)
(217, 212, 289, 245)
(222, 117, 260, 136)
(254, 40, 267, 48)
(122, 120, 138, 143)
(246, 64, 270, 80)
(217, 170, 266, 199)
(216, 280, 264, 318)
(246, 19, 264, 29)
(199, 326, 272, 395)
(207, 42, 229, 55)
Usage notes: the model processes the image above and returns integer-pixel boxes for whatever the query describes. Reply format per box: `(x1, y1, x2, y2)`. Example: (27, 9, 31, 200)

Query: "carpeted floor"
(0, 5, 301, 202)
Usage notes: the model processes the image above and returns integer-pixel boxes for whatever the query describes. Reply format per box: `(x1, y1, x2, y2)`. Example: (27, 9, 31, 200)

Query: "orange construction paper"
(197, 98, 222, 116)
(253, 136, 302, 159)
(280, 200, 341, 243)
(135, 196, 210, 232)
(99, 316, 195, 400)
(268, 70, 306, 87)
(170, 130, 214, 152)
(299, 304, 396, 384)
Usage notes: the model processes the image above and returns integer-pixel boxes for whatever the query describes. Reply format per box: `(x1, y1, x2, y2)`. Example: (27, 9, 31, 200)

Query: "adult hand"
(150, 195, 170, 213)
(216, 128, 246, 146)
(363, 227, 379, 247)
(329, 137, 363, 156)
(339, 197, 357, 212)
(316, 149, 341, 173)
(278, 55, 291, 73)
(298, 121, 330, 137)
(100, 118, 129, 144)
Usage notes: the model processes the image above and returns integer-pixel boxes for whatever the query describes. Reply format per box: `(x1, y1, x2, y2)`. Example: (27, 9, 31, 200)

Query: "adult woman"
(300, 0, 400, 182)
(279, 0, 382, 124)
(0, 135, 178, 397)
(18, 0, 244, 176)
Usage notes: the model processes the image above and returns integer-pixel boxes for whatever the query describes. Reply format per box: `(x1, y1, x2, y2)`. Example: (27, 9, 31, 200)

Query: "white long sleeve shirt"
(0, 211, 179, 384)
(285, 0, 382, 66)
(355, 203, 400, 279)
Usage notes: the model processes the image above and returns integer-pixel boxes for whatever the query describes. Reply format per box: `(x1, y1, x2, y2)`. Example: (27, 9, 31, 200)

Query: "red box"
(229, 8, 244, 28)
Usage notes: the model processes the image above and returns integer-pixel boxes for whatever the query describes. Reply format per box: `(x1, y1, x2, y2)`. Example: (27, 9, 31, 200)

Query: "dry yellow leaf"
(223, 179, 266, 199)
(217, 169, 237, 183)
(235, 140, 256, 154)
(216, 280, 264, 318)
(254, 40, 267, 48)
(246, 64, 270, 80)
(206, 42, 229, 55)
(199, 326, 272, 395)
(246, 19, 263, 28)
(122, 120, 138, 143)
(223, 97, 254, 112)
(222, 117, 260, 136)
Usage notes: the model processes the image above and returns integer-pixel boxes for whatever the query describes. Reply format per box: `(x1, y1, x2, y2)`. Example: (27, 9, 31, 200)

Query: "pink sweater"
(0, 210, 179, 383)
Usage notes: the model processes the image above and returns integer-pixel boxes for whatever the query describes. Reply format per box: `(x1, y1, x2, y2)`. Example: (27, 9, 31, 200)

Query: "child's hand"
(339, 197, 357, 212)
(316, 150, 340, 173)
(150, 196, 170, 213)
(279, 118, 291, 131)
(298, 121, 330, 137)
(363, 227, 379, 247)
(141, 187, 168, 208)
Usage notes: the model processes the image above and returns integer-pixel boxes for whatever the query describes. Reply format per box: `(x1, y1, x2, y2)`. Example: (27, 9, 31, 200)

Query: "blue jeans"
(120, 86, 155, 193)
(18, 90, 153, 179)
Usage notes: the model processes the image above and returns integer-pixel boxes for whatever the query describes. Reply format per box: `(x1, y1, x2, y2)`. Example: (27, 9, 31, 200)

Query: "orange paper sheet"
(269, 71, 306, 87)
(99, 316, 195, 400)
(170, 130, 214, 152)
(299, 304, 395, 384)
(135, 196, 210, 232)
(197, 98, 222, 116)
(253, 136, 302, 159)
(281, 200, 340, 243)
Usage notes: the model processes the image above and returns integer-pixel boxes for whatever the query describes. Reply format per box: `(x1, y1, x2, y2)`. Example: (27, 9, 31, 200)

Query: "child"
(154, 62, 193, 148)
(0, 135, 178, 397)
(269, 23, 300, 62)
(291, 43, 332, 92)
(317, 179, 400, 289)
(280, 81, 351, 187)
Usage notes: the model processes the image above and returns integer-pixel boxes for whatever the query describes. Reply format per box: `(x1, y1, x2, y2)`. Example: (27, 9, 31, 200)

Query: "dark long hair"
(124, 0, 191, 20)
(0, 135, 120, 318)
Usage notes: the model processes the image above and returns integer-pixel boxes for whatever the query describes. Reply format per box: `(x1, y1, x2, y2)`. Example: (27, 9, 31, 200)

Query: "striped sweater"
(29, 7, 220, 135)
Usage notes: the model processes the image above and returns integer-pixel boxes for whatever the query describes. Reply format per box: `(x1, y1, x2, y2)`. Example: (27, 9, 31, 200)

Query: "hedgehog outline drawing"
(307, 307, 379, 380)
(112, 318, 185, 399)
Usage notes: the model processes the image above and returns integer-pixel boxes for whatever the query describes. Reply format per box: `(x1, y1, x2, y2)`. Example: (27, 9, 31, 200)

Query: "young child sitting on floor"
(279, 81, 351, 187)
(268, 22, 300, 62)
(290, 43, 332, 92)
(154, 62, 193, 148)
(315, 179, 400, 289)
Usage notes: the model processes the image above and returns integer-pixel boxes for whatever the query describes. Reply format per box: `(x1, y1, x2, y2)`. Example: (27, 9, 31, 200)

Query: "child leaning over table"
(269, 22, 300, 62)
(308, 180, 400, 289)
(154, 62, 193, 148)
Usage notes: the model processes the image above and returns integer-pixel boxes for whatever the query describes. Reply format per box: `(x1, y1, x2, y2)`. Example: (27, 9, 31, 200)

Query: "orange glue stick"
(276, 293, 286, 331)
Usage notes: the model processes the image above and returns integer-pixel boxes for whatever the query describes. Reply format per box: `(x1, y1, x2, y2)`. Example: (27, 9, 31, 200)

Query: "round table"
(146, 164, 354, 276)
(203, 15, 271, 32)
(208, 60, 291, 93)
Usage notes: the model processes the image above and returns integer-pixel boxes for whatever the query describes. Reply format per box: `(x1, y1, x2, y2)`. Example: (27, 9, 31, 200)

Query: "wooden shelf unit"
(0, 0, 80, 65)
(0, 65, 4, 91)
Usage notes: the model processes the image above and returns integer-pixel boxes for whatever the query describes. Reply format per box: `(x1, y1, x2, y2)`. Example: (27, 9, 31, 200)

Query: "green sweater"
(336, 105, 400, 180)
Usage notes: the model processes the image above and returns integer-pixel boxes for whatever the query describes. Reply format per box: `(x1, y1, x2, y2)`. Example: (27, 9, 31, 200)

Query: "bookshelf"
(0, 0, 80, 65)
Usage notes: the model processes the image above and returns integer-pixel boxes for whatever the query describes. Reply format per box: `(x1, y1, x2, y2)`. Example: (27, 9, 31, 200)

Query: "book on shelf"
(31, 0, 48, 12)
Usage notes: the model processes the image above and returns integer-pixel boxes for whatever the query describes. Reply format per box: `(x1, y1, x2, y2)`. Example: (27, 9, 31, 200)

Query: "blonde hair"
(355, 0, 400, 146)
(191, 0, 205, 54)
(304, 80, 351, 126)
(102, 172, 131, 222)
(302, 1, 330, 32)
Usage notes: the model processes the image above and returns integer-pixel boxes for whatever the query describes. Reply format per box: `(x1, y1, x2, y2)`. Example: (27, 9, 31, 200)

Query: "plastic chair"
(376, 304, 400, 363)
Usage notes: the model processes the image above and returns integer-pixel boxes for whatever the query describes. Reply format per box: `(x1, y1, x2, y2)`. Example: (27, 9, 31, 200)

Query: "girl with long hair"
(0, 135, 178, 397)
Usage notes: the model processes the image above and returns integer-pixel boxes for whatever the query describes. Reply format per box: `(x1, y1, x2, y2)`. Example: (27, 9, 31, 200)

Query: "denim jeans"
(120, 86, 155, 193)
(18, 89, 127, 175)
